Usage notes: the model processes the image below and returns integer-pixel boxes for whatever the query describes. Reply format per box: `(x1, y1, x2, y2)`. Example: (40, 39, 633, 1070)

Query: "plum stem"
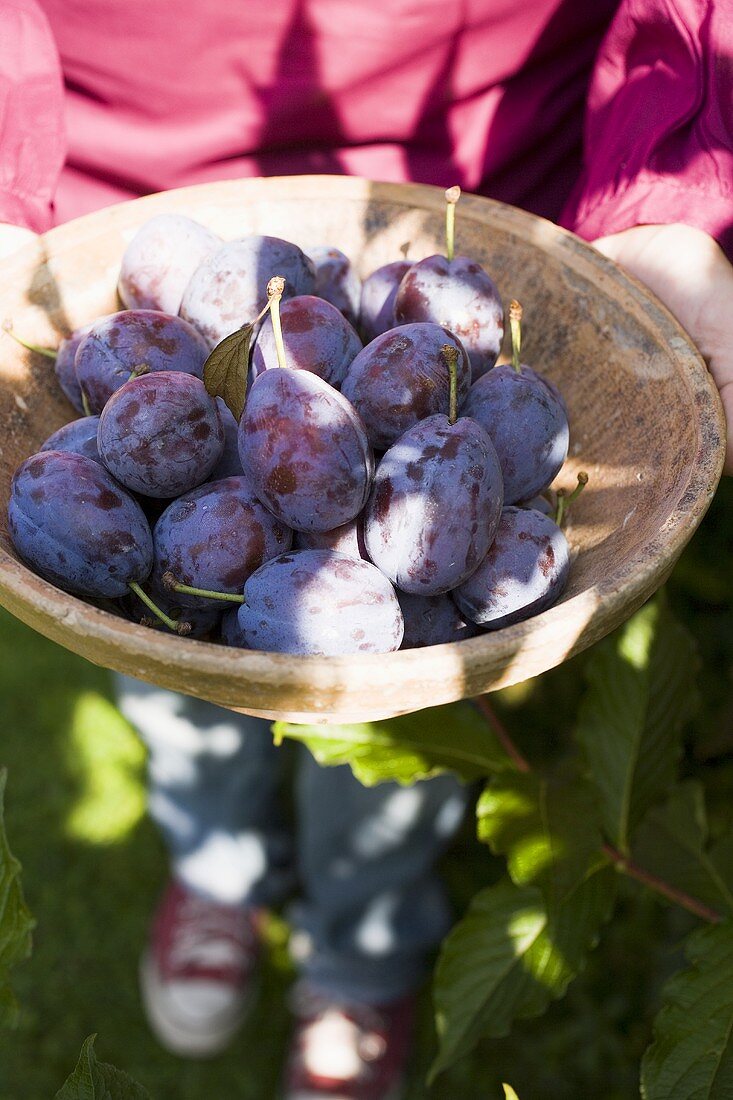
(162, 570, 244, 605)
(80, 387, 92, 417)
(509, 300, 523, 373)
(267, 275, 287, 370)
(445, 186, 460, 262)
(2, 321, 57, 360)
(128, 363, 150, 380)
(442, 344, 460, 424)
(128, 581, 191, 635)
(555, 471, 589, 527)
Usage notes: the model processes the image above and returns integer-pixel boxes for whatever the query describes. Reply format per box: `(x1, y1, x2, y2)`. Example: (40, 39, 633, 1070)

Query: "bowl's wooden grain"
(0, 177, 725, 722)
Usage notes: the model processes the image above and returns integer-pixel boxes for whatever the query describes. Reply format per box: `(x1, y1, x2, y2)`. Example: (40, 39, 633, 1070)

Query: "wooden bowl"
(0, 177, 725, 723)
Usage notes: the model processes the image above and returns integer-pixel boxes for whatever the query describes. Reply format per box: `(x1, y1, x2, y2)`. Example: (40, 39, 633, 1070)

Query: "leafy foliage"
(641, 922, 733, 1099)
(55, 1035, 152, 1099)
(431, 869, 616, 1081)
(477, 771, 608, 903)
(0, 768, 34, 1027)
(576, 595, 698, 854)
(274, 701, 513, 786)
(633, 781, 733, 918)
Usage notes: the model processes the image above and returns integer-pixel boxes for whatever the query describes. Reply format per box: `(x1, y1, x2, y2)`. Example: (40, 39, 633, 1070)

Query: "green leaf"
(641, 922, 733, 1099)
(274, 701, 514, 786)
(575, 594, 698, 854)
(430, 868, 615, 1081)
(202, 323, 254, 421)
(633, 781, 733, 918)
(477, 772, 607, 904)
(55, 1035, 152, 1099)
(503, 1087, 521, 1100)
(0, 768, 34, 1027)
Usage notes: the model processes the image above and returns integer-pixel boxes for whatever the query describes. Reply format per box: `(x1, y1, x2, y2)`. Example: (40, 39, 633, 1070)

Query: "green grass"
(1, 478, 732, 1099)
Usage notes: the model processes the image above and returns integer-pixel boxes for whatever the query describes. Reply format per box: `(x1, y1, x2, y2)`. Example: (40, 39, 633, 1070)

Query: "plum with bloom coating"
(462, 301, 569, 502)
(153, 475, 292, 609)
(398, 592, 479, 648)
(8, 450, 153, 598)
(235, 550, 404, 655)
(294, 517, 366, 558)
(341, 323, 471, 451)
(98, 371, 224, 498)
(307, 246, 361, 328)
(394, 256, 504, 381)
(75, 309, 209, 413)
(393, 189, 503, 380)
(463, 364, 568, 503)
(364, 411, 504, 595)
(179, 236, 315, 348)
(40, 416, 102, 463)
(119, 214, 221, 315)
(454, 506, 569, 629)
(359, 260, 412, 343)
(239, 368, 373, 532)
(252, 295, 362, 390)
(55, 322, 102, 411)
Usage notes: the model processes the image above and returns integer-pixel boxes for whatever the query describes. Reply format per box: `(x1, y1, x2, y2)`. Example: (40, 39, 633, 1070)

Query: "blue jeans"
(116, 677, 467, 1005)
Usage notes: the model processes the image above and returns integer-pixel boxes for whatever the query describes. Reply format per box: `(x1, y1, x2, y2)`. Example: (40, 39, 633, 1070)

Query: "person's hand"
(0, 222, 36, 260)
(593, 223, 733, 474)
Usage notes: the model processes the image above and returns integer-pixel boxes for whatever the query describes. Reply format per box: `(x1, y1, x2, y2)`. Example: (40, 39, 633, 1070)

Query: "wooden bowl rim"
(0, 175, 725, 708)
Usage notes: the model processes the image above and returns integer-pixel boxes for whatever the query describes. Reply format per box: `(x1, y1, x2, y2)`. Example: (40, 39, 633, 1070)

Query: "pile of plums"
(7, 189, 585, 657)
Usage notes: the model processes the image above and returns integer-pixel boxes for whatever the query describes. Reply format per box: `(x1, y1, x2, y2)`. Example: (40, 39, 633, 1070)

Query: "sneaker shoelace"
(168, 893, 254, 972)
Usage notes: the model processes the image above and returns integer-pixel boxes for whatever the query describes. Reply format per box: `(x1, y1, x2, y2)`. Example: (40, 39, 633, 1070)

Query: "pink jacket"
(1, 0, 731, 255)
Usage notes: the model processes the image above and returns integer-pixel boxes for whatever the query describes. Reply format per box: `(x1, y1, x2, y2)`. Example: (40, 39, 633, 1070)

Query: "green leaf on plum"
(202, 323, 254, 422)
(55, 1034, 152, 1100)
(0, 768, 34, 1028)
(641, 921, 733, 1099)
(430, 868, 615, 1082)
(575, 594, 698, 855)
(273, 701, 515, 787)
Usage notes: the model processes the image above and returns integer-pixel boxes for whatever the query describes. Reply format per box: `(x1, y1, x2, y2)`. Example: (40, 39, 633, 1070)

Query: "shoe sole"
(139, 951, 255, 1058)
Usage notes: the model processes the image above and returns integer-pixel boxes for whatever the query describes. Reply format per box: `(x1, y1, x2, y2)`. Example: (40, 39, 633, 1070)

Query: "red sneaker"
(139, 878, 261, 1057)
(283, 984, 415, 1100)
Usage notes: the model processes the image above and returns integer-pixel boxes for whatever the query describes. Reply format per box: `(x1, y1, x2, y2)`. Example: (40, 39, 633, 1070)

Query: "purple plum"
(75, 309, 209, 413)
(234, 550, 404, 655)
(97, 371, 224, 498)
(8, 450, 153, 598)
(118, 214, 222, 315)
(364, 411, 504, 595)
(341, 324, 471, 451)
(359, 260, 412, 344)
(454, 506, 570, 629)
(252, 295, 362, 390)
(179, 236, 316, 348)
(153, 475, 292, 608)
(239, 368, 373, 532)
(307, 246, 361, 328)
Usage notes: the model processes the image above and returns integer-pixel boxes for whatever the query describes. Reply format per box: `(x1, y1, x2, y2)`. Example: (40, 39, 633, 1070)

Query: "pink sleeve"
(0, 0, 65, 232)
(561, 0, 733, 257)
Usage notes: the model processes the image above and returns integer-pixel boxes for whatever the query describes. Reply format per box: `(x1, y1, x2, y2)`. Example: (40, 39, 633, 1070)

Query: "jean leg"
(115, 675, 292, 906)
(290, 750, 468, 1004)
